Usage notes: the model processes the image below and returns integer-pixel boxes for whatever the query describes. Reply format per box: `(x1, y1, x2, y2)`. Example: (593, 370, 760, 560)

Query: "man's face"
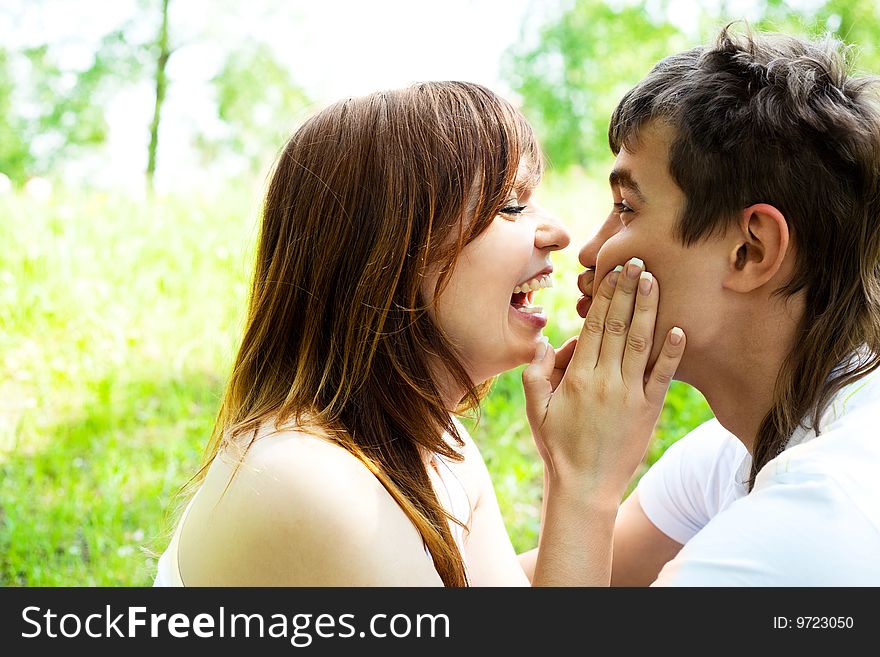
(577, 122, 731, 381)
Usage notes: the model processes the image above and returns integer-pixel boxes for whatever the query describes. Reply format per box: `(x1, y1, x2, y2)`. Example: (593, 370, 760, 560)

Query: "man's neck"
(686, 300, 803, 454)
(694, 359, 781, 454)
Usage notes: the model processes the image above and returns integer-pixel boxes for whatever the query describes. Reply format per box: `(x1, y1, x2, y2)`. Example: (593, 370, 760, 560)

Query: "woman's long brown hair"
(189, 81, 541, 586)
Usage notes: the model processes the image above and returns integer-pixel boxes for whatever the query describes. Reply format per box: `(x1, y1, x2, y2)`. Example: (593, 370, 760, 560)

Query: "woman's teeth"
(511, 274, 551, 315)
(513, 275, 553, 294)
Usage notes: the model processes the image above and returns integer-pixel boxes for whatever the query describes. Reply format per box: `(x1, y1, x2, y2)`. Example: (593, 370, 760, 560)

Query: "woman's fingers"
(597, 257, 644, 370)
(621, 270, 659, 385)
(566, 258, 676, 402)
(567, 267, 619, 373)
(644, 327, 686, 407)
(550, 336, 578, 390)
(522, 338, 557, 430)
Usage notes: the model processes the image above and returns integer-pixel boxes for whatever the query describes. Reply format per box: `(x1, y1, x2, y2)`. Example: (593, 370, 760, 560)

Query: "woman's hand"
(522, 258, 685, 503)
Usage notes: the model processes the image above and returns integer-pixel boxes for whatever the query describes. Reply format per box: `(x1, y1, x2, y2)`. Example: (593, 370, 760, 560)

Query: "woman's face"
(423, 183, 571, 387)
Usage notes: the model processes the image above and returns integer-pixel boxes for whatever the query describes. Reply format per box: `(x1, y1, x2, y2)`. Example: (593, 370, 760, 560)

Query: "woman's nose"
(536, 212, 571, 251)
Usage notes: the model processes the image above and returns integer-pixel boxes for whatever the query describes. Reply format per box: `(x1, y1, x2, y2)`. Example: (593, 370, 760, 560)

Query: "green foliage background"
(3, 0, 880, 585)
(0, 176, 713, 585)
(506, 0, 880, 172)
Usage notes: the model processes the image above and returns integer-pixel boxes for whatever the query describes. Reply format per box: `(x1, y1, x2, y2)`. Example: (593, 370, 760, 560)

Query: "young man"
(525, 26, 880, 585)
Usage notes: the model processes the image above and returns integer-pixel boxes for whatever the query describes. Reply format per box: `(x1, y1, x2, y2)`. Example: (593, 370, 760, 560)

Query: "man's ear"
(722, 203, 790, 293)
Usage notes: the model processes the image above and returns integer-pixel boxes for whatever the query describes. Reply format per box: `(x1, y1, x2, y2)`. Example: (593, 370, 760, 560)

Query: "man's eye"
(499, 205, 527, 216)
(614, 201, 634, 216)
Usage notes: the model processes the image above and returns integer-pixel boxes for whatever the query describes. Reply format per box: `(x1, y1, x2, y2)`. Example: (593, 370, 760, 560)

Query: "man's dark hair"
(610, 24, 880, 489)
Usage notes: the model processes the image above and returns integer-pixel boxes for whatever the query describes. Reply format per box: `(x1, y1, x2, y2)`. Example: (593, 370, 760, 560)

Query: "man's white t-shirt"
(636, 366, 880, 585)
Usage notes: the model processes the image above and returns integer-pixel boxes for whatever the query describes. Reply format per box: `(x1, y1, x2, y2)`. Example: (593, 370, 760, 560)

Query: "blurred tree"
(508, 0, 880, 174)
(0, 9, 149, 186)
(146, 0, 172, 194)
(0, 0, 171, 188)
(0, 48, 32, 183)
(195, 43, 311, 175)
(752, 0, 880, 72)
(25, 44, 110, 168)
(0, 36, 133, 185)
(504, 0, 687, 172)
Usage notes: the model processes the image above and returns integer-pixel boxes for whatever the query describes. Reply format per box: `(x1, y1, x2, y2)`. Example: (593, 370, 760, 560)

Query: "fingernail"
(639, 271, 653, 295)
(609, 264, 623, 288)
(670, 327, 684, 345)
(535, 339, 548, 359)
(626, 257, 644, 280)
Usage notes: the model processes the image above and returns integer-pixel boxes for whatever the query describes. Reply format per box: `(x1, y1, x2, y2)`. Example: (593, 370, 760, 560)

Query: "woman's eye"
(499, 204, 527, 216)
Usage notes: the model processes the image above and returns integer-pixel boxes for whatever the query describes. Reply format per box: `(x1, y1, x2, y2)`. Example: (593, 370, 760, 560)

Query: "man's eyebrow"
(609, 169, 646, 203)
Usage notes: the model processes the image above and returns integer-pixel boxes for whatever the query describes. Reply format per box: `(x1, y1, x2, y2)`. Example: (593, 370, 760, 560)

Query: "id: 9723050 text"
(773, 616, 854, 629)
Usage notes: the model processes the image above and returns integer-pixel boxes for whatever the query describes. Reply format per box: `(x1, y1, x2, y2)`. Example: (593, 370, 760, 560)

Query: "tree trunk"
(146, 0, 170, 194)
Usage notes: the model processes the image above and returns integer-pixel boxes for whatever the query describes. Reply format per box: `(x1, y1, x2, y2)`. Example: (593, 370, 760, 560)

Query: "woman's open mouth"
(510, 274, 552, 329)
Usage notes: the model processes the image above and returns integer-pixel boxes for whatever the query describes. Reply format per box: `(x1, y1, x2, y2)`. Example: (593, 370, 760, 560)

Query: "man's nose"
(579, 213, 621, 268)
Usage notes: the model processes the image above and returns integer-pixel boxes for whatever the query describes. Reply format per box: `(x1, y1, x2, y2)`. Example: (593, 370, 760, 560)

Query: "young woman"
(154, 81, 684, 586)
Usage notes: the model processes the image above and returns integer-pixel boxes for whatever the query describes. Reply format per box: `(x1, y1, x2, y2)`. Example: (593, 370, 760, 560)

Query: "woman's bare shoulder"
(232, 424, 379, 483)
(178, 425, 443, 586)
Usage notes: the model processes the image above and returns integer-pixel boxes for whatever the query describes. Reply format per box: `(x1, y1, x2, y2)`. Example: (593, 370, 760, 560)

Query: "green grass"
(0, 174, 712, 585)
(1, 188, 257, 585)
